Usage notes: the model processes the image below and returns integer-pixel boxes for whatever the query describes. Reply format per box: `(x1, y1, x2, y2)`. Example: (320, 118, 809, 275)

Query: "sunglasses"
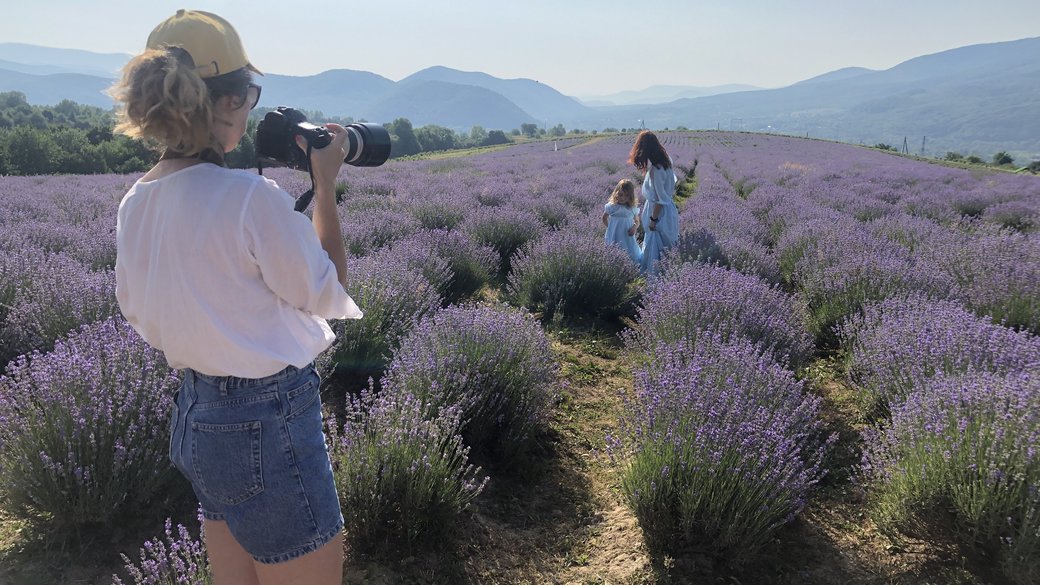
(246, 82, 262, 110)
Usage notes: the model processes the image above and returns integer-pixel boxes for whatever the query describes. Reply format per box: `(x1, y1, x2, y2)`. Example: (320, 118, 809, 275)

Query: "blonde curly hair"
(108, 46, 251, 161)
(608, 179, 637, 208)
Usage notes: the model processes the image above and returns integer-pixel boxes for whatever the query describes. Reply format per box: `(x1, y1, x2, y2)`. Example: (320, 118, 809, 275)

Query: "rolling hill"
(0, 38, 1037, 157)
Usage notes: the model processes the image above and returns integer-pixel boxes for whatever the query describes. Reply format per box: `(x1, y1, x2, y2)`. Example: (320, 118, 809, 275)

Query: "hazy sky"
(2, 0, 1037, 96)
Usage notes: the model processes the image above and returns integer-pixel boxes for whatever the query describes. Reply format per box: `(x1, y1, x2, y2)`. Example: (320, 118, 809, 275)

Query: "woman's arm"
(301, 124, 350, 288)
(602, 213, 609, 227)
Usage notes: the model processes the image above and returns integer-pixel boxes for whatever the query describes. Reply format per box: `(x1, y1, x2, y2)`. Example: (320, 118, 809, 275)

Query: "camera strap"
(256, 144, 317, 214)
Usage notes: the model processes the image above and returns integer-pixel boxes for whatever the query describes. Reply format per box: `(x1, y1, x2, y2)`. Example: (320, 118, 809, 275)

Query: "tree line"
(0, 92, 606, 176)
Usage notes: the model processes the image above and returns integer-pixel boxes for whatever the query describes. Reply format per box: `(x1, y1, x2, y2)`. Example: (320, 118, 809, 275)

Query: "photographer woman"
(111, 10, 359, 585)
(628, 130, 679, 275)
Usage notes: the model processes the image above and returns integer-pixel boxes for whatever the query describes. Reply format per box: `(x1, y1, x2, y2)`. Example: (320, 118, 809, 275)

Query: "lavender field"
(1, 132, 1039, 584)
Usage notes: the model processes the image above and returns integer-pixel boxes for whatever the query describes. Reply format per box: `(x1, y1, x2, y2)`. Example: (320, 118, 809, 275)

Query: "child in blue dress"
(602, 179, 642, 263)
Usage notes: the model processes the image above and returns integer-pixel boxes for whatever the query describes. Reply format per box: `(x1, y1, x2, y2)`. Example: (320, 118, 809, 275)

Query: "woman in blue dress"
(602, 179, 642, 263)
(629, 131, 679, 275)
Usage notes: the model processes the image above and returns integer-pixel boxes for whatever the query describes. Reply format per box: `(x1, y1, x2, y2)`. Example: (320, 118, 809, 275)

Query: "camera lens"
(343, 123, 392, 167)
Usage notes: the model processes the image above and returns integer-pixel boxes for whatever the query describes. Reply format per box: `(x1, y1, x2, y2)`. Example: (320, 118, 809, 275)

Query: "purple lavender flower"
(862, 371, 1040, 583)
(112, 513, 210, 585)
(0, 317, 180, 530)
(327, 385, 487, 549)
(507, 230, 640, 321)
(841, 293, 1040, 416)
(383, 304, 557, 464)
(322, 255, 442, 374)
(627, 261, 814, 370)
(616, 334, 831, 557)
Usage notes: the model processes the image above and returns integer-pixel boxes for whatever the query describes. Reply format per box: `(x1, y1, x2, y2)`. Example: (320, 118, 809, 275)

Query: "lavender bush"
(383, 304, 557, 464)
(407, 197, 467, 230)
(982, 199, 1038, 233)
(0, 317, 181, 531)
(923, 225, 1040, 333)
(507, 230, 640, 322)
(112, 513, 210, 585)
(383, 229, 499, 305)
(787, 226, 952, 344)
(862, 372, 1040, 584)
(840, 294, 1040, 416)
(327, 387, 487, 550)
(626, 262, 814, 370)
(462, 206, 546, 274)
(340, 207, 421, 256)
(614, 335, 830, 558)
(0, 248, 119, 365)
(324, 256, 442, 374)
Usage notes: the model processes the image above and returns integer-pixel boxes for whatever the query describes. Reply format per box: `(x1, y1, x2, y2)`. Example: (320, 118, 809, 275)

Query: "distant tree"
(87, 125, 114, 145)
(993, 151, 1014, 166)
(966, 155, 985, 164)
(944, 151, 964, 161)
(4, 126, 58, 174)
(469, 125, 488, 146)
(509, 128, 520, 136)
(603, 127, 619, 133)
(520, 122, 538, 138)
(387, 117, 421, 157)
(549, 124, 566, 137)
(226, 118, 258, 169)
(874, 143, 896, 151)
(569, 128, 584, 135)
(2, 92, 28, 111)
(481, 130, 511, 146)
(676, 126, 689, 131)
(1028, 160, 1040, 173)
(415, 124, 457, 152)
(51, 127, 107, 174)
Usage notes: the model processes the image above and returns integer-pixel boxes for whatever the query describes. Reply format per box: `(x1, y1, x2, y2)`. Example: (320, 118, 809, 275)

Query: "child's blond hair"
(608, 179, 637, 208)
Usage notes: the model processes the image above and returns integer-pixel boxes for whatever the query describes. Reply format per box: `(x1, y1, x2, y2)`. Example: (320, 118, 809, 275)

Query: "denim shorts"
(169, 364, 343, 564)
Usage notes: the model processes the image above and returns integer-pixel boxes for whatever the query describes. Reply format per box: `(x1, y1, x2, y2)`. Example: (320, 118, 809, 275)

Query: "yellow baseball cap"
(146, 9, 261, 78)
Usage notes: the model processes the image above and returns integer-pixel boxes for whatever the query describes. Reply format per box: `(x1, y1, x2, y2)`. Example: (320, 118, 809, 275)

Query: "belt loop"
(219, 377, 228, 396)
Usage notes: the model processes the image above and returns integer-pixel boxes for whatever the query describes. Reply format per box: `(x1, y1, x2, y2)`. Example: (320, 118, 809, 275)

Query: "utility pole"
(902, 136, 909, 154)
(921, 136, 927, 156)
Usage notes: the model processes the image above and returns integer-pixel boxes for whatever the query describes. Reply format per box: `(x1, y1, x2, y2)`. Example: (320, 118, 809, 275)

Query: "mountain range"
(0, 38, 1038, 158)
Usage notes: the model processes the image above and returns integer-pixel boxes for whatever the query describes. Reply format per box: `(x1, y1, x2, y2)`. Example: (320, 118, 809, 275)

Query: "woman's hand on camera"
(295, 123, 348, 194)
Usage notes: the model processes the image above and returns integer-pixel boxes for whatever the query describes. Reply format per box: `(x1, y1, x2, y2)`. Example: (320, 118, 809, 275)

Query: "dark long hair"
(627, 130, 671, 172)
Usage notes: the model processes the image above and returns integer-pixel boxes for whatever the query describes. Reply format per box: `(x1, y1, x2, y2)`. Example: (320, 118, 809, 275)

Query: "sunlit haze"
(1, 0, 1038, 96)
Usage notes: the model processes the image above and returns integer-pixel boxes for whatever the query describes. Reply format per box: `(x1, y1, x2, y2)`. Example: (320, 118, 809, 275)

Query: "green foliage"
(993, 151, 1015, 165)
(468, 125, 488, 145)
(481, 129, 511, 146)
(943, 151, 964, 161)
(1029, 160, 1040, 173)
(328, 388, 486, 551)
(873, 143, 897, 151)
(865, 373, 1040, 585)
(520, 122, 538, 137)
(549, 123, 566, 137)
(387, 117, 421, 157)
(967, 155, 985, 164)
(415, 124, 457, 152)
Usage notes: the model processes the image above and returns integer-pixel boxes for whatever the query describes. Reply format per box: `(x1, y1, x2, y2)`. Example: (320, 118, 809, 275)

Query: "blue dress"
(639, 162, 679, 275)
(603, 202, 642, 263)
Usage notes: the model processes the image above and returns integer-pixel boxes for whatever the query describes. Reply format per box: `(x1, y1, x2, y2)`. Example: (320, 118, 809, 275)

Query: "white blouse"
(115, 163, 362, 378)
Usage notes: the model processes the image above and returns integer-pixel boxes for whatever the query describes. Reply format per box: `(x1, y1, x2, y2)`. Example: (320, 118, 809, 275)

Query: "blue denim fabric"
(169, 364, 343, 564)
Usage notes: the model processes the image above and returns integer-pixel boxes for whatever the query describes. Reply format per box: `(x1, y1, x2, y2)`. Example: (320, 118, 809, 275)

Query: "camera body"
(255, 106, 391, 170)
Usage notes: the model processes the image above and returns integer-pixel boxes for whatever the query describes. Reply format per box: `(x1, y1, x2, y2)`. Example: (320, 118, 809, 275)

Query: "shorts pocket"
(191, 420, 264, 505)
(285, 369, 320, 421)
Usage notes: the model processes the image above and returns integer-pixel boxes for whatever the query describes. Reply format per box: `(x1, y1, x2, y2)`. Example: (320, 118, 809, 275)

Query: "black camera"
(255, 106, 392, 171)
